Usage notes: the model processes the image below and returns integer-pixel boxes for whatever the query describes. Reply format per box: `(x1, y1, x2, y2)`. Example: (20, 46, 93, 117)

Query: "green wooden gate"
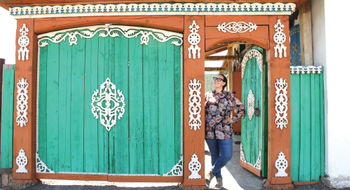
(290, 66, 325, 182)
(240, 47, 268, 177)
(37, 25, 183, 176)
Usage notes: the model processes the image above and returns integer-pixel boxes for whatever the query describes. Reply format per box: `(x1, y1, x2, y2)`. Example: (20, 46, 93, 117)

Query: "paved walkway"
(21, 135, 332, 190)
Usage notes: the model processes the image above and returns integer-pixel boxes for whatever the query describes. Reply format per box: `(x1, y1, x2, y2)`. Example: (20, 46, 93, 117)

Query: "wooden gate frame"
(12, 13, 292, 189)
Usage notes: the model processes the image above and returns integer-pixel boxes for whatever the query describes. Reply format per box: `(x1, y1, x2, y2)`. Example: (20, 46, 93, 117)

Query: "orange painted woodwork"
(12, 19, 38, 184)
(205, 26, 269, 51)
(183, 15, 205, 187)
(266, 15, 292, 185)
(206, 15, 270, 27)
(34, 16, 184, 34)
(232, 71, 242, 134)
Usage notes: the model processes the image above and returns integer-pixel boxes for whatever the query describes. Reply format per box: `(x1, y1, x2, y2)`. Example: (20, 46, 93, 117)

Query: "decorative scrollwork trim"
(163, 156, 183, 176)
(290, 66, 323, 74)
(38, 24, 183, 47)
(188, 154, 201, 179)
(16, 149, 28, 173)
(188, 79, 201, 131)
(10, 3, 296, 18)
(188, 20, 201, 59)
(36, 153, 54, 173)
(16, 78, 29, 127)
(241, 49, 263, 78)
(275, 78, 288, 130)
(275, 152, 288, 177)
(240, 144, 261, 170)
(217, 21, 257, 33)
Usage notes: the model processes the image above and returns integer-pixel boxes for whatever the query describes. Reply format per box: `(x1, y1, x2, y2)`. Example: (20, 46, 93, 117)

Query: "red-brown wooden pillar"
(12, 19, 38, 184)
(182, 15, 206, 188)
(265, 15, 293, 189)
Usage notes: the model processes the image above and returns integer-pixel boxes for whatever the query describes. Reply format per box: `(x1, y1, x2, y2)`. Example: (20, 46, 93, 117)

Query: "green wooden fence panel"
(37, 26, 182, 175)
(290, 67, 325, 182)
(0, 65, 15, 169)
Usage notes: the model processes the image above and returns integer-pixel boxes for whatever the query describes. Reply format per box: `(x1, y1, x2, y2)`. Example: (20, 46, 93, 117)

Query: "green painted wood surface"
(0, 66, 15, 169)
(37, 28, 182, 175)
(290, 70, 325, 182)
(241, 47, 267, 176)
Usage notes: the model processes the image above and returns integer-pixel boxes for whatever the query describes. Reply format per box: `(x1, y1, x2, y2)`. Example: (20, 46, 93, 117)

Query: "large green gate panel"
(290, 66, 325, 182)
(1, 65, 15, 169)
(37, 25, 183, 175)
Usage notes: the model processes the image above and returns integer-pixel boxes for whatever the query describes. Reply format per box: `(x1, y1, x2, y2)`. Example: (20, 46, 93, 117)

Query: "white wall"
(0, 7, 17, 65)
(312, 0, 350, 188)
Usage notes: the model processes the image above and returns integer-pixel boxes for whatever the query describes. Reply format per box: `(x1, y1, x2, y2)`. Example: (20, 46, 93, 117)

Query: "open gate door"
(240, 47, 268, 177)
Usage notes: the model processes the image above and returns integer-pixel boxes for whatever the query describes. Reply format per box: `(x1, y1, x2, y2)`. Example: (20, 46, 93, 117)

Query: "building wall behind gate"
(37, 26, 183, 175)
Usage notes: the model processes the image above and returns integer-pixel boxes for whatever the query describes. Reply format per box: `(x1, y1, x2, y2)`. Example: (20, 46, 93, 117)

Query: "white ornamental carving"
(91, 78, 126, 132)
(240, 144, 261, 170)
(38, 25, 183, 47)
(36, 153, 54, 173)
(16, 78, 29, 127)
(275, 78, 288, 130)
(241, 49, 263, 78)
(163, 156, 183, 176)
(217, 21, 257, 33)
(18, 24, 30, 61)
(273, 19, 287, 58)
(16, 149, 28, 173)
(188, 154, 201, 179)
(290, 66, 322, 74)
(275, 152, 288, 177)
(188, 20, 201, 59)
(188, 79, 201, 131)
(247, 89, 255, 120)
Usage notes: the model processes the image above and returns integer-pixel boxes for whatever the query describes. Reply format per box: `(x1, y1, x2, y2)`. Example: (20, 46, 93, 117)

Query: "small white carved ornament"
(275, 152, 288, 177)
(188, 154, 201, 179)
(91, 78, 125, 131)
(18, 24, 30, 61)
(36, 153, 54, 173)
(16, 78, 29, 127)
(188, 79, 201, 131)
(241, 49, 263, 78)
(275, 78, 288, 130)
(16, 149, 28, 173)
(247, 89, 255, 120)
(290, 66, 322, 74)
(273, 19, 287, 58)
(188, 20, 201, 59)
(217, 21, 257, 33)
(163, 156, 183, 176)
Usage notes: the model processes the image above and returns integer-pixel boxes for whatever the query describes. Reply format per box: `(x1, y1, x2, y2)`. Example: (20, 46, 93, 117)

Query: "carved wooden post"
(183, 15, 205, 187)
(12, 19, 38, 184)
(265, 15, 292, 189)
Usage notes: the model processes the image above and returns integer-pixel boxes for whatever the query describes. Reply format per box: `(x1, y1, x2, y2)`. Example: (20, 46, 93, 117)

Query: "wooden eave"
(0, 0, 308, 10)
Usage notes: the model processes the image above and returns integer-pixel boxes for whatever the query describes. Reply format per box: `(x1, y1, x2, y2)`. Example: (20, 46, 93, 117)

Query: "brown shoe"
(215, 177, 223, 189)
(205, 171, 214, 187)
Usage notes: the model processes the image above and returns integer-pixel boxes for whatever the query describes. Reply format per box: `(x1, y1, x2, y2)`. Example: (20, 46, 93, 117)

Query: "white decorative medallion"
(188, 154, 201, 179)
(241, 49, 263, 78)
(91, 78, 125, 131)
(217, 21, 257, 33)
(247, 89, 255, 120)
(188, 20, 201, 59)
(16, 149, 28, 173)
(275, 152, 288, 177)
(16, 78, 29, 127)
(36, 153, 54, 173)
(273, 19, 287, 58)
(163, 156, 183, 176)
(188, 79, 201, 131)
(275, 78, 288, 130)
(18, 24, 30, 61)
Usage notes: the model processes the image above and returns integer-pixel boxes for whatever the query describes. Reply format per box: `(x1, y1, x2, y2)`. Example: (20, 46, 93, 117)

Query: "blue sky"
(0, 7, 17, 65)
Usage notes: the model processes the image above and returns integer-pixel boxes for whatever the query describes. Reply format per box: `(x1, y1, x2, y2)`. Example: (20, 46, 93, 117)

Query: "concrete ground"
(14, 135, 334, 190)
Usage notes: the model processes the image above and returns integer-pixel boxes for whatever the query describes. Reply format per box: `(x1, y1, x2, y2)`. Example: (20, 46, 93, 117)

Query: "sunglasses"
(213, 77, 224, 82)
